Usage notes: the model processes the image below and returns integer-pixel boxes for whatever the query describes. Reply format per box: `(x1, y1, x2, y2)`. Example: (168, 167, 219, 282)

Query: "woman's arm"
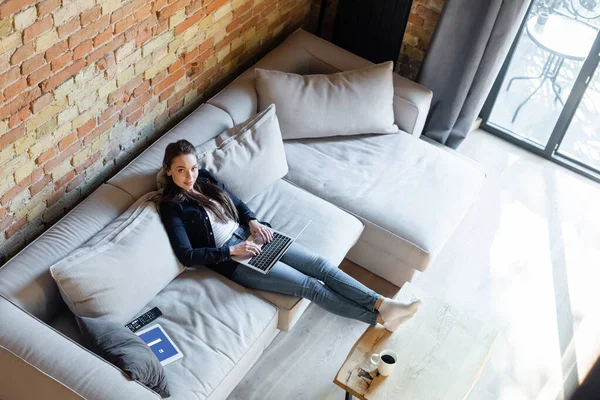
(200, 169, 257, 224)
(158, 202, 233, 266)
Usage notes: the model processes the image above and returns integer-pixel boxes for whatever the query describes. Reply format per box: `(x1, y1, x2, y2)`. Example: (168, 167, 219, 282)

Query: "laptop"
(232, 220, 311, 274)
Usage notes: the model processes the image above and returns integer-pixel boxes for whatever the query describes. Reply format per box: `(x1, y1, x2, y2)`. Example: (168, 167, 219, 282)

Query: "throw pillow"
(157, 104, 288, 203)
(77, 316, 170, 398)
(50, 192, 184, 324)
(254, 62, 399, 139)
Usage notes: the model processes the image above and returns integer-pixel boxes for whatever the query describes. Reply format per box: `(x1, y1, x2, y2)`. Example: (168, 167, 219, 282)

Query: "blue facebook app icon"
(138, 325, 181, 364)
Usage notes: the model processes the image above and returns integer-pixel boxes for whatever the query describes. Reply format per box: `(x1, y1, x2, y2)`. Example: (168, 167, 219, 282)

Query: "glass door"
(556, 64, 600, 172)
(480, 0, 600, 181)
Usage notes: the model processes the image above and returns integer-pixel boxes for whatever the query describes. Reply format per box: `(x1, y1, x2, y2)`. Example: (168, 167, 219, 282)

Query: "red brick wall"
(398, 0, 444, 80)
(0, 0, 312, 262)
(306, 0, 445, 80)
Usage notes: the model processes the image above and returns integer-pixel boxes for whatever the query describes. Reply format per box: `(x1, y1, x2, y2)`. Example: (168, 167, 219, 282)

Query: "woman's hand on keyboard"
(248, 220, 273, 244)
(230, 241, 262, 257)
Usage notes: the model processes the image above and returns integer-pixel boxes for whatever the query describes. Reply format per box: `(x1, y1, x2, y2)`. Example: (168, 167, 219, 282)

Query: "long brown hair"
(156, 139, 239, 223)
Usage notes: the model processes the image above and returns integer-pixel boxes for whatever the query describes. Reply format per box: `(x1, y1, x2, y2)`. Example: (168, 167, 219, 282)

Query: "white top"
(205, 200, 239, 248)
(527, 15, 597, 60)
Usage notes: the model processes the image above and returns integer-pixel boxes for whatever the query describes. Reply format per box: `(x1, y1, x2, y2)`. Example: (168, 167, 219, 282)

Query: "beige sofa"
(0, 29, 485, 400)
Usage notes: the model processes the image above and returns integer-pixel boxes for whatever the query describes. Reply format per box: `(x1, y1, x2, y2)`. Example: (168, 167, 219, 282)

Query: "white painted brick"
(91, 131, 110, 152)
(183, 24, 200, 43)
(0, 32, 22, 54)
(16, 184, 52, 221)
(142, 31, 174, 57)
(14, 160, 36, 183)
(170, 36, 185, 54)
(54, 0, 94, 25)
(134, 54, 153, 76)
(102, 0, 122, 15)
(170, 9, 185, 28)
(51, 159, 73, 181)
(174, 79, 187, 93)
(144, 53, 176, 80)
(26, 99, 66, 131)
(184, 88, 198, 106)
(15, 7, 37, 30)
(8, 190, 30, 213)
(136, 101, 167, 128)
(115, 41, 136, 62)
(0, 120, 8, 137)
(72, 101, 104, 130)
(116, 66, 135, 87)
(0, 17, 11, 37)
(4, 154, 27, 178)
(0, 146, 14, 169)
(232, 36, 244, 51)
(118, 49, 142, 73)
(75, 64, 97, 84)
(213, 2, 232, 22)
(14, 132, 36, 155)
(26, 201, 47, 222)
(36, 29, 59, 53)
(216, 44, 230, 62)
(29, 133, 55, 159)
(54, 78, 76, 100)
(58, 105, 79, 125)
(77, 93, 98, 113)
(98, 78, 117, 99)
(0, 174, 14, 200)
(53, 123, 72, 143)
(71, 147, 90, 166)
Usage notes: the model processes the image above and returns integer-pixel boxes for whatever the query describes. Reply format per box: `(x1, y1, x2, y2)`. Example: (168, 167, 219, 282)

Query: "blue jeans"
(225, 225, 382, 325)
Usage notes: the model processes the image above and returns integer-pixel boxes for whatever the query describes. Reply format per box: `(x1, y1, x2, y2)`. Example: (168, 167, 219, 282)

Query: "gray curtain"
(418, 0, 531, 148)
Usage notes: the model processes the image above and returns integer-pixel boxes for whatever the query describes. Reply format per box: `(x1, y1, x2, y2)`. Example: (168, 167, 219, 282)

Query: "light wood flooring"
(228, 129, 600, 400)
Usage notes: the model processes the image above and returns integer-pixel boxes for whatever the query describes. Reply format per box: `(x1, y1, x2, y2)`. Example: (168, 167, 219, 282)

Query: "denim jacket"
(158, 169, 267, 277)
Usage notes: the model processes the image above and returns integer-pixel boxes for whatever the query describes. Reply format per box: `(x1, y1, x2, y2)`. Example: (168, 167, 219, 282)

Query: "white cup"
(370, 349, 398, 377)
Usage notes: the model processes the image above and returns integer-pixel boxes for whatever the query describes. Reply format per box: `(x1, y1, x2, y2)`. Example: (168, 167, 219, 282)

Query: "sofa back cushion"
(0, 185, 135, 322)
(108, 104, 234, 200)
(157, 104, 288, 203)
(50, 192, 184, 324)
(197, 104, 288, 202)
(255, 62, 398, 140)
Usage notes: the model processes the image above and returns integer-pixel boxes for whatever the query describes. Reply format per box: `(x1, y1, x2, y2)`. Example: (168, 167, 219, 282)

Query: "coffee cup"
(370, 349, 398, 376)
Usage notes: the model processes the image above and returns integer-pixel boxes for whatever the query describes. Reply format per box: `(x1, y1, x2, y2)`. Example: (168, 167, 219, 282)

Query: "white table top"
(334, 282, 498, 400)
(526, 14, 597, 60)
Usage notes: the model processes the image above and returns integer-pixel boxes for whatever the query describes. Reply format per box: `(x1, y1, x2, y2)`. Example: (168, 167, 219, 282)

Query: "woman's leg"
(280, 242, 383, 313)
(229, 260, 379, 325)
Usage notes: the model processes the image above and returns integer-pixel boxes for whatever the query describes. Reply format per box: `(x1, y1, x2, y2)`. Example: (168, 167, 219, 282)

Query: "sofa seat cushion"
(283, 133, 486, 271)
(245, 179, 364, 330)
(50, 268, 278, 400)
(140, 268, 277, 400)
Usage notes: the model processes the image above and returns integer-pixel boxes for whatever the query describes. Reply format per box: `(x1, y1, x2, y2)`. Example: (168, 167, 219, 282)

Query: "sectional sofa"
(0, 29, 485, 400)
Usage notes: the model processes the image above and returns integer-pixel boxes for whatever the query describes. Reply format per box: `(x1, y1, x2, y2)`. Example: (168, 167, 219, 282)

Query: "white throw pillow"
(157, 104, 288, 203)
(49, 192, 184, 324)
(255, 62, 399, 139)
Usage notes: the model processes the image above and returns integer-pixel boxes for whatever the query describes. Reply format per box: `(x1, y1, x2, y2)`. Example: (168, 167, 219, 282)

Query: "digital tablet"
(136, 323, 183, 366)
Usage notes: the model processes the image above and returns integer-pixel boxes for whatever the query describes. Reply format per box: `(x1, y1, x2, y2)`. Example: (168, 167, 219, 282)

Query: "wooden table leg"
(345, 391, 353, 400)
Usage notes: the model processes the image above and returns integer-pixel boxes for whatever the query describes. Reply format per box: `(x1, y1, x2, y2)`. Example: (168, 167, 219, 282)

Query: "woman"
(156, 139, 421, 331)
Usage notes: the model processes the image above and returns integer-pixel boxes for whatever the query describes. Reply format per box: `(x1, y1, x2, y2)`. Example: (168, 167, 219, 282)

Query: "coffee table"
(333, 282, 498, 400)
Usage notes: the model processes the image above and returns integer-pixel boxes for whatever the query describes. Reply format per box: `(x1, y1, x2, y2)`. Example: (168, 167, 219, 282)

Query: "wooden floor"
(228, 129, 600, 400)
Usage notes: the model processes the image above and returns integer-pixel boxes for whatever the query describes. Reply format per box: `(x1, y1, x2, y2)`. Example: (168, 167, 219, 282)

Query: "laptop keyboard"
(248, 232, 292, 271)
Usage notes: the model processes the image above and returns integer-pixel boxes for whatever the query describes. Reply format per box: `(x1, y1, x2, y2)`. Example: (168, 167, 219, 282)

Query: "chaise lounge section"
(206, 29, 486, 286)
